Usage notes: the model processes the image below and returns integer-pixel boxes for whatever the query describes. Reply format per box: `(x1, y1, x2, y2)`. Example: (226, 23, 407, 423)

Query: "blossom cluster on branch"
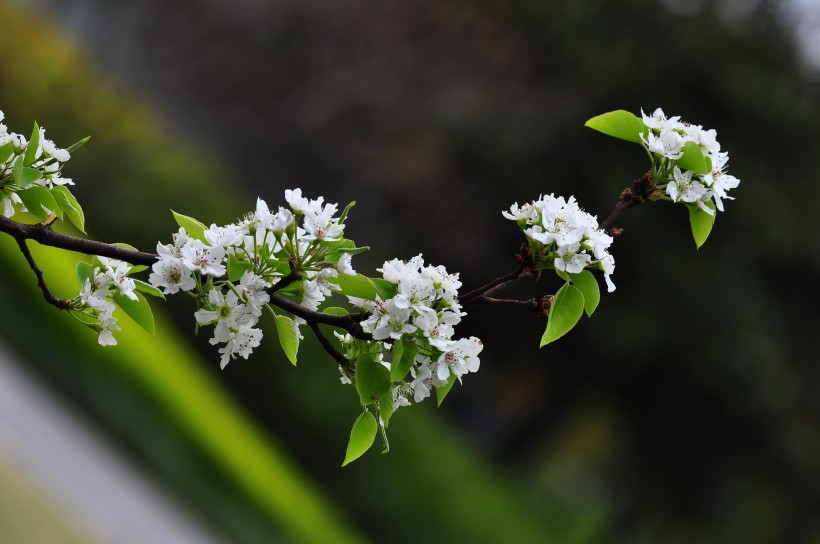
(0, 106, 740, 464)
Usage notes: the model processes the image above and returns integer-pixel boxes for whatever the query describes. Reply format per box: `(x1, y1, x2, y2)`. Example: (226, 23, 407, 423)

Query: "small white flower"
(666, 167, 707, 204)
(337, 252, 356, 276)
(641, 108, 682, 131)
(181, 240, 226, 277)
(149, 258, 196, 294)
(195, 289, 242, 326)
(554, 243, 590, 274)
(97, 257, 138, 301)
(204, 223, 246, 250)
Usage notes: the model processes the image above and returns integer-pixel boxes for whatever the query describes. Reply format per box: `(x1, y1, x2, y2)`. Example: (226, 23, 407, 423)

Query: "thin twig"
(459, 264, 526, 304)
(15, 238, 70, 310)
(308, 321, 353, 377)
(597, 172, 655, 231)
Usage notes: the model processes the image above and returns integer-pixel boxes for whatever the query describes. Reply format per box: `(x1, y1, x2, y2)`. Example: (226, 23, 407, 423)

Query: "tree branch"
(15, 238, 70, 310)
(308, 321, 353, 378)
(598, 172, 656, 232)
(0, 216, 158, 266)
(459, 264, 528, 304)
(267, 293, 371, 340)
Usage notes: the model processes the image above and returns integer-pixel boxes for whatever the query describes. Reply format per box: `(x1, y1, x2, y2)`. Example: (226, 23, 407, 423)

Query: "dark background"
(2, 0, 819, 542)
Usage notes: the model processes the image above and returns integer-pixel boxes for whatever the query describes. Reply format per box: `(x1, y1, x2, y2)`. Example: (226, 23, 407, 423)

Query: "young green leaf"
(540, 283, 585, 347)
(342, 411, 377, 466)
(688, 202, 716, 249)
(335, 273, 377, 300)
(355, 353, 391, 406)
(51, 186, 86, 233)
(112, 291, 155, 335)
(322, 306, 349, 316)
(227, 254, 253, 282)
(65, 135, 91, 154)
(570, 270, 600, 317)
(338, 200, 356, 224)
(585, 110, 647, 144)
(76, 261, 94, 287)
(133, 279, 166, 300)
(371, 278, 398, 300)
(435, 373, 458, 407)
(17, 185, 60, 221)
(676, 141, 710, 174)
(0, 142, 14, 165)
(23, 122, 40, 166)
(274, 314, 300, 366)
(390, 338, 418, 383)
(12, 155, 43, 187)
(379, 394, 395, 429)
(171, 210, 208, 242)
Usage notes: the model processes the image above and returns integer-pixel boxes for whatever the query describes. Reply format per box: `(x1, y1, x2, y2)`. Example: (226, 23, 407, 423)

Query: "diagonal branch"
(15, 238, 70, 310)
(308, 321, 353, 378)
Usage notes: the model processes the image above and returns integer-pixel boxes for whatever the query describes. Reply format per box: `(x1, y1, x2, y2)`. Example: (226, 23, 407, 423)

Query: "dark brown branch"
(0, 216, 158, 266)
(459, 264, 527, 304)
(268, 293, 372, 340)
(597, 172, 656, 231)
(308, 321, 353, 377)
(15, 238, 70, 310)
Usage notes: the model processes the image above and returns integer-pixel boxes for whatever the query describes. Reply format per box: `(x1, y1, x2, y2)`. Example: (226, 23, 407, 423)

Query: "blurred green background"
(1, 0, 819, 542)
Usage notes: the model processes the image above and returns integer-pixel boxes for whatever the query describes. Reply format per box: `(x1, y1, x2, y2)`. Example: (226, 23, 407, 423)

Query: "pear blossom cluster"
(147, 189, 357, 367)
(640, 108, 740, 215)
(346, 255, 483, 409)
(1, 110, 74, 218)
(503, 194, 616, 292)
(74, 257, 139, 346)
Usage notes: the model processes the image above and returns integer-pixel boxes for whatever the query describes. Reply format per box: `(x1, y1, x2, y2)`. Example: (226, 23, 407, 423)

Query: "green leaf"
(76, 261, 94, 287)
(227, 254, 253, 282)
(171, 210, 208, 242)
(17, 185, 59, 221)
(23, 122, 40, 166)
(688, 202, 716, 249)
(274, 315, 300, 366)
(390, 338, 418, 383)
(342, 411, 377, 466)
(335, 273, 377, 300)
(435, 373, 458, 407)
(112, 291, 155, 335)
(338, 201, 356, 224)
(676, 141, 710, 174)
(0, 142, 14, 165)
(371, 278, 398, 300)
(51, 186, 86, 233)
(65, 135, 91, 154)
(540, 283, 585, 347)
(571, 270, 600, 317)
(133, 279, 166, 300)
(355, 353, 391, 406)
(322, 306, 349, 316)
(585, 110, 647, 144)
(379, 394, 395, 429)
(12, 155, 43, 187)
